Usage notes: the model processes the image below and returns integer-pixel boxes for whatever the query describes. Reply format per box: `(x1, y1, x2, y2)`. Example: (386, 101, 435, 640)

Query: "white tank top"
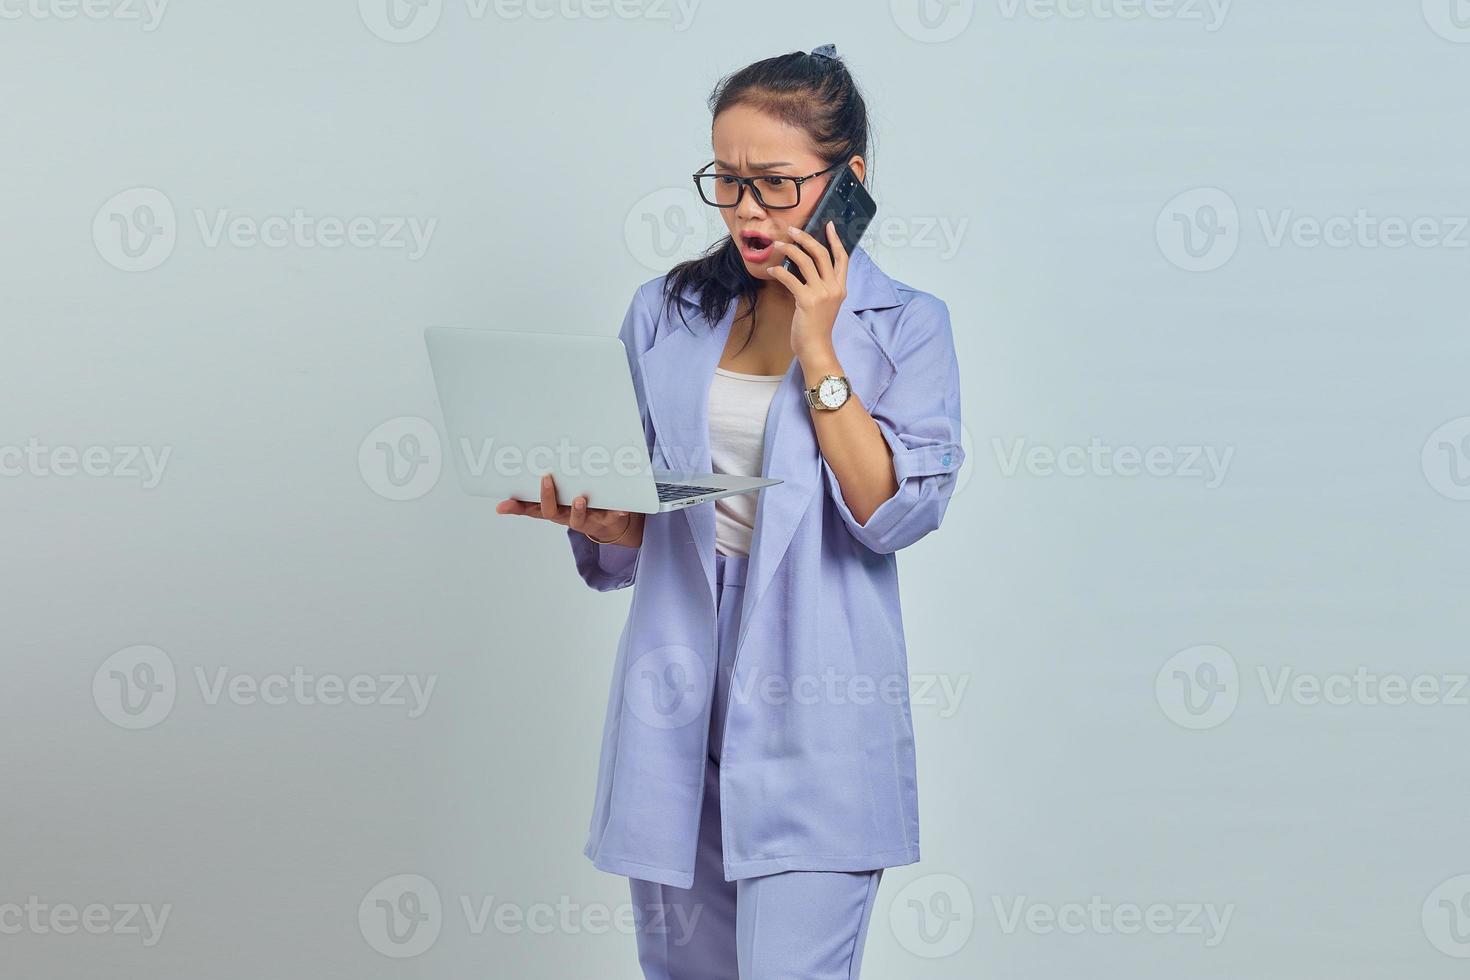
(708, 365, 786, 557)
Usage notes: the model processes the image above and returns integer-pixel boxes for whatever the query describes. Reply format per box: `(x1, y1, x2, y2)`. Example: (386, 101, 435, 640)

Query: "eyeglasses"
(692, 160, 841, 210)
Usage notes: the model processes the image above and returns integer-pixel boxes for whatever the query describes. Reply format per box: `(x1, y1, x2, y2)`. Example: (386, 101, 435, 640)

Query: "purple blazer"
(567, 246, 965, 887)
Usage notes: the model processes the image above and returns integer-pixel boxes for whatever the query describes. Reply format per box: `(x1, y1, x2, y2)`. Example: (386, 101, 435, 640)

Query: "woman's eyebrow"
(713, 159, 794, 171)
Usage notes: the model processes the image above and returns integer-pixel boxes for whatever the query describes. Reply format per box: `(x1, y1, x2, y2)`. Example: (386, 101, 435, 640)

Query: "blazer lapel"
(637, 246, 905, 644)
(734, 247, 902, 656)
(639, 290, 735, 607)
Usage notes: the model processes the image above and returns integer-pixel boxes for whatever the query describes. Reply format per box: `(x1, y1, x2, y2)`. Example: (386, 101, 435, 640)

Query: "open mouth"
(738, 231, 775, 260)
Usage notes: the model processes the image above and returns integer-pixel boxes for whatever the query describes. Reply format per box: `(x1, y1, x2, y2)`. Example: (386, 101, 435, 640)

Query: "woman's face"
(709, 104, 865, 281)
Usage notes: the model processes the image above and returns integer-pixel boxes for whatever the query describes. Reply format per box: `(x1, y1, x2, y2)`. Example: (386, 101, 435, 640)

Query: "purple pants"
(627, 551, 885, 979)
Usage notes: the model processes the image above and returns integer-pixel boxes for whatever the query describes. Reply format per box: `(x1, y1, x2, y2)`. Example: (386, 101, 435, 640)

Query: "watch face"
(818, 376, 849, 409)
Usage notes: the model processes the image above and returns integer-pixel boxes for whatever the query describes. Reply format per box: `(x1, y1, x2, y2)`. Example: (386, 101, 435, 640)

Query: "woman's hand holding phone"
(497, 473, 645, 548)
(768, 220, 850, 360)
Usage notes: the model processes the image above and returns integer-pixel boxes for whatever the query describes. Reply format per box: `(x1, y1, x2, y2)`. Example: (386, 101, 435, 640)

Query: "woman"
(497, 45, 965, 979)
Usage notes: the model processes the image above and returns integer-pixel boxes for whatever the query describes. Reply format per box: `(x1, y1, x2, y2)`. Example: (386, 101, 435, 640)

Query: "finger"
(772, 238, 816, 285)
(497, 497, 531, 516)
(568, 496, 589, 533)
(826, 220, 850, 281)
(539, 473, 569, 524)
(765, 262, 803, 294)
(788, 223, 834, 280)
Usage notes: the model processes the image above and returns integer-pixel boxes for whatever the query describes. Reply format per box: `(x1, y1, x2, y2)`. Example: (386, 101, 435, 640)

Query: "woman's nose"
(735, 188, 766, 220)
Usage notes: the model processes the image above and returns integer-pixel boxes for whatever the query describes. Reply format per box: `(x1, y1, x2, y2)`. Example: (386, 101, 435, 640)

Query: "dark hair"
(661, 49, 872, 352)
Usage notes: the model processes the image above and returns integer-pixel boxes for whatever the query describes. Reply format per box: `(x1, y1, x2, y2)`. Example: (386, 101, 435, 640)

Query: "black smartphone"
(781, 163, 876, 283)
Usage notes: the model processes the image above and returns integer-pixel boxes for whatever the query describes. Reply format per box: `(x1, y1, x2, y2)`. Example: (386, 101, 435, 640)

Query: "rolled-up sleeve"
(822, 295, 966, 555)
(568, 530, 641, 592)
(567, 285, 657, 591)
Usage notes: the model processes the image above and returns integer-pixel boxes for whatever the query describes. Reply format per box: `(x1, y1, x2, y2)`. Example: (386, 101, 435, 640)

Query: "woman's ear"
(848, 156, 866, 183)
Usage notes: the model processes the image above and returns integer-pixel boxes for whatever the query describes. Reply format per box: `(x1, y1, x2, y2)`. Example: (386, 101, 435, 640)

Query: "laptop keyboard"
(655, 482, 723, 502)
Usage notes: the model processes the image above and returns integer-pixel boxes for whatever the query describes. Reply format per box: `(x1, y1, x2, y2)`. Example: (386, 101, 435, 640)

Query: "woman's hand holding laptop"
(496, 473, 645, 549)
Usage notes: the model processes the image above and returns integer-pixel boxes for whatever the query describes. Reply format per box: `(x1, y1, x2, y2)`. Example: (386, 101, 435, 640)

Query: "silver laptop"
(424, 326, 782, 514)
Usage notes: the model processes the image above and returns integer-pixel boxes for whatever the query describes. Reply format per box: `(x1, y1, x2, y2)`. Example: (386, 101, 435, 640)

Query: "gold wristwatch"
(804, 374, 851, 411)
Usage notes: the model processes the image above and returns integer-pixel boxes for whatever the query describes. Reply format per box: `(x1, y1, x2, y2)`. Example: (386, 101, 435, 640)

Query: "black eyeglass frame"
(691, 160, 843, 210)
